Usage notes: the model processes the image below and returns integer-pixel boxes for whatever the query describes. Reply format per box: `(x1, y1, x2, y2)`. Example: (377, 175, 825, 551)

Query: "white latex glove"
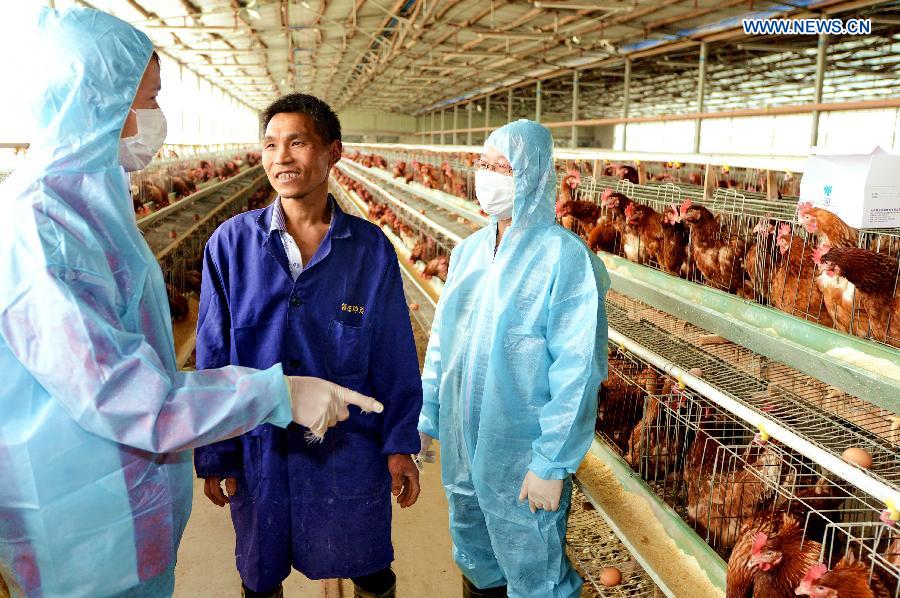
(518, 470, 564, 513)
(286, 376, 383, 440)
(414, 432, 436, 471)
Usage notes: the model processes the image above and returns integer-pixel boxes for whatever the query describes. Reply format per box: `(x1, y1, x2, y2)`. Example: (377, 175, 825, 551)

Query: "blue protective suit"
(193, 198, 422, 591)
(0, 8, 291, 597)
(418, 120, 609, 598)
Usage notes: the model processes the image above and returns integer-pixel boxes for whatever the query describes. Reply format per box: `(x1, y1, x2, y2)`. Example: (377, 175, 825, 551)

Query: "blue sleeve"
(370, 244, 423, 455)
(0, 264, 293, 455)
(194, 240, 245, 478)
(529, 250, 610, 480)
(417, 248, 459, 441)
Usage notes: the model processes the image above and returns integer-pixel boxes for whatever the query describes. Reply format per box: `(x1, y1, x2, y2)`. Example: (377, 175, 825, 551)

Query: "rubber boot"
(353, 582, 396, 598)
(462, 576, 508, 598)
(241, 583, 284, 598)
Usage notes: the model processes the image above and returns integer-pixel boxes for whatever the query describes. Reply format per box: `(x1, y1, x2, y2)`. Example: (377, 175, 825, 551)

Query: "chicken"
(597, 359, 658, 453)
(623, 200, 690, 276)
(420, 164, 439, 190)
(886, 534, 900, 567)
(452, 176, 468, 199)
(764, 226, 834, 327)
(623, 377, 688, 477)
(743, 218, 777, 303)
(183, 269, 202, 294)
(140, 179, 168, 209)
(617, 165, 639, 185)
(679, 200, 746, 294)
(556, 199, 599, 236)
(422, 255, 449, 282)
(796, 555, 892, 598)
(599, 190, 635, 258)
(171, 176, 194, 200)
(409, 240, 428, 264)
(392, 161, 408, 179)
(558, 165, 581, 204)
(727, 512, 823, 598)
(587, 213, 618, 254)
(441, 162, 455, 195)
(686, 435, 782, 550)
(167, 284, 189, 322)
(798, 203, 858, 251)
(815, 246, 899, 346)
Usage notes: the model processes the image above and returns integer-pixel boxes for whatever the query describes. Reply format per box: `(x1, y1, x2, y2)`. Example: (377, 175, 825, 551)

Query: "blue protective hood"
(0, 9, 293, 596)
(29, 7, 153, 172)
(484, 119, 557, 229)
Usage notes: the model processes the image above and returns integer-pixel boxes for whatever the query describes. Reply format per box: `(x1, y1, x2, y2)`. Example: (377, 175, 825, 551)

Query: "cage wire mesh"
(596, 337, 900, 594)
(567, 487, 665, 598)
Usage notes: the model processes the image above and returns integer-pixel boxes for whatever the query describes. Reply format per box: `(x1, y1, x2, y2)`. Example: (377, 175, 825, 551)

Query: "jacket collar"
(256, 194, 351, 240)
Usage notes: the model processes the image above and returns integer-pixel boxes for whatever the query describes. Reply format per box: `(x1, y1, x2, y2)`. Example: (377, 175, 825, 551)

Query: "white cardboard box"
(800, 147, 900, 229)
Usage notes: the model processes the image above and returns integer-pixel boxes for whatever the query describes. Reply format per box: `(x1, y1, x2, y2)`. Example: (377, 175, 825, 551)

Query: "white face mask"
(475, 169, 515, 220)
(119, 108, 167, 172)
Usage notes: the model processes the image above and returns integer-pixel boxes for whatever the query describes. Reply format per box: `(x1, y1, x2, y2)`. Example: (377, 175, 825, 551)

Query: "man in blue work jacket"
(194, 94, 423, 598)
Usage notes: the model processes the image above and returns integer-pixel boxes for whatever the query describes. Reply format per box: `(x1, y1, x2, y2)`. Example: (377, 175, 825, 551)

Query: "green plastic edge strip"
(577, 438, 728, 595)
(600, 252, 900, 411)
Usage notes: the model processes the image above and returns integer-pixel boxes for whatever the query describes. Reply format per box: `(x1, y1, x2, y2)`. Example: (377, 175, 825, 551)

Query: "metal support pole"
(535, 80, 542, 123)
(440, 109, 445, 145)
(571, 70, 580, 149)
(810, 32, 828, 148)
(485, 94, 491, 138)
(622, 58, 631, 151)
(507, 88, 513, 123)
(693, 42, 707, 154)
(452, 105, 458, 145)
(430, 111, 436, 145)
(467, 103, 473, 146)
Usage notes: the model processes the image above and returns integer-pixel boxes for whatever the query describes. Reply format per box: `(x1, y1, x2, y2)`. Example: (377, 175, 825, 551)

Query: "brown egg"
(600, 567, 622, 587)
(169, 229, 178, 239)
(689, 367, 704, 378)
(409, 303, 419, 311)
(842, 447, 873, 469)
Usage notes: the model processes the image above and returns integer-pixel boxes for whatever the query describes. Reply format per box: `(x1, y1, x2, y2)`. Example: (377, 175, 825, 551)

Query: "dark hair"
(151, 51, 161, 64)
(261, 93, 341, 143)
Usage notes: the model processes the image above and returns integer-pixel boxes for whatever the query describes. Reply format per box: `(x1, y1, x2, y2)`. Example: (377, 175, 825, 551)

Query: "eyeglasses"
(473, 159, 513, 176)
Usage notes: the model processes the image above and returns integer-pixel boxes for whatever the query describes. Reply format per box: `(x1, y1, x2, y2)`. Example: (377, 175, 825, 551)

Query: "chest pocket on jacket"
(325, 319, 371, 379)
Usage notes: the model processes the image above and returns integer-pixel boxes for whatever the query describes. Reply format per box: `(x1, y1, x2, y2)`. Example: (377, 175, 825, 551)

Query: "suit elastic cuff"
(528, 452, 570, 480)
(417, 414, 439, 441)
(261, 365, 292, 428)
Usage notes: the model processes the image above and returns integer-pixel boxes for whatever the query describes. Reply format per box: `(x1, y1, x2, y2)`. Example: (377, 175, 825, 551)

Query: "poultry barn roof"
(56, 0, 900, 115)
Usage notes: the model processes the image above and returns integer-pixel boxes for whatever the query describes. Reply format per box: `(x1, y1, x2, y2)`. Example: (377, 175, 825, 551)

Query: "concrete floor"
(173, 448, 459, 598)
(174, 314, 460, 597)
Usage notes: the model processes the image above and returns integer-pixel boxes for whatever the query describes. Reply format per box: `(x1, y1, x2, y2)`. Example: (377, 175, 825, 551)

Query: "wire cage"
(332, 167, 454, 285)
(341, 145, 900, 348)
(816, 521, 900, 597)
(596, 342, 900, 596)
(567, 486, 665, 597)
(343, 149, 478, 203)
(566, 173, 900, 349)
(138, 172, 272, 323)
(128, 148, 260, 216)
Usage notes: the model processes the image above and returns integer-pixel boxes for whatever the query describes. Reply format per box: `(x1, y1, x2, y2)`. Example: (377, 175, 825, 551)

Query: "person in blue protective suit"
(193, 93, 423, 598)
(417, 120, 610, 598)
(0, 9, 379, 598)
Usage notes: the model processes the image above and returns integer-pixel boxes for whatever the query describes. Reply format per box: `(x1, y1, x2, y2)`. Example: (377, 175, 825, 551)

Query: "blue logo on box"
(823, 184, 833, 205)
